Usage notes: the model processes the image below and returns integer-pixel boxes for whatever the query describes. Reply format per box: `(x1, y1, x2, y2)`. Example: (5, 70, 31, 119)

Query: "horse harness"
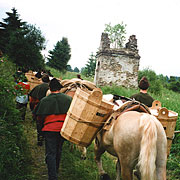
(103, 100, 151, 131)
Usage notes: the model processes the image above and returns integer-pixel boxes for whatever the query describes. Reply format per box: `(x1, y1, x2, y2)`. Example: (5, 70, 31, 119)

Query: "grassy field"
(27, 69, 180, 179)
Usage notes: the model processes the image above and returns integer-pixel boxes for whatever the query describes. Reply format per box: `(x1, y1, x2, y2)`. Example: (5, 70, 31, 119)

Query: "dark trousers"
(44, 131, 65, 180)
(33, 116, 44, 145)
(16, 102, 27, 120)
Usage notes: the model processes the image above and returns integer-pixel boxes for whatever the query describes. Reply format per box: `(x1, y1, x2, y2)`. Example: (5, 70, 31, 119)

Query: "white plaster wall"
(95, 54, 139, 88)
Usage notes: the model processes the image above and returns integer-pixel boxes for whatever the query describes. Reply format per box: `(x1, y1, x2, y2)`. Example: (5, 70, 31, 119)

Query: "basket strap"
(67, 112, 107, 128)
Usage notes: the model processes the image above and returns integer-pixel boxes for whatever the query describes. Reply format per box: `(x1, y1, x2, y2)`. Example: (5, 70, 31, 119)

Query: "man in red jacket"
(33, 78, 72, 180)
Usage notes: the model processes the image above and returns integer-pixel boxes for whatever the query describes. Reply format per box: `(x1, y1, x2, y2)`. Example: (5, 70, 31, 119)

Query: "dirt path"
(24, 106, 48, 180)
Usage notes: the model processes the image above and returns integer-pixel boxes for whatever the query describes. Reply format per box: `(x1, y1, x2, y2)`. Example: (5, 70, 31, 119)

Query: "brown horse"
(94, 111, 167, 180)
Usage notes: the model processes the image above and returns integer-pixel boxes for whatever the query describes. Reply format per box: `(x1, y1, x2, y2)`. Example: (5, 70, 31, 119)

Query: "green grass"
(59, 142, 116, 180)
(46, 66, 93, 82)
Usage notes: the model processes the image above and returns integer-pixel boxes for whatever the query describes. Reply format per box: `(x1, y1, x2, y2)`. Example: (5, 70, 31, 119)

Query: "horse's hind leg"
(94, 142, 106, 175)
(121, 167, 133, 180)
(119, 160, 133, 180)
(94, 139, 111, 179)
(76, 145, 87, 160)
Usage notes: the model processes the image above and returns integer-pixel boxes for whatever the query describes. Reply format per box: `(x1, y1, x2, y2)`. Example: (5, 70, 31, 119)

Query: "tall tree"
(0, 8, 26, 54)
(7, 24, 45, 70)
(47, 37, 71, 72)
(0, 8, 46, 71)
(66, 64, 73, 72)
(104, 22, 127, 48)
(82, 53, 96, 77)
(73, 67, 79, 73)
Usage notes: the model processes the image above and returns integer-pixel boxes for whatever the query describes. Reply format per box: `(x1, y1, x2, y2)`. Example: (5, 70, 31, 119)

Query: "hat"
(138, 76, 149, 90)
(42, 73, 50, 83)
(49, 78, 63, 91)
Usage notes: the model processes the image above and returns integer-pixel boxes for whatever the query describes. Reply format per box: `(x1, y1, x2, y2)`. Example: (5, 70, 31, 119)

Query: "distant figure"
(29, 74, 50, 110)
(130, 76, 154, 107)
(29, 73, 50, 146)
(15, 77, 30, 120)
(35, 71, 42, 79)
(77, 74, 83, 80)
(47, 69, 53, 77)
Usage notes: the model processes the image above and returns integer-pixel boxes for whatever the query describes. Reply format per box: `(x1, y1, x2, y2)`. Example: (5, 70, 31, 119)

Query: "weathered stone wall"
(94, 33, 140, 88)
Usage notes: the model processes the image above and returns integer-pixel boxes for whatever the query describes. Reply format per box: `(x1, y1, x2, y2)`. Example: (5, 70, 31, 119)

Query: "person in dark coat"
(130, 76, 154, 107)
(77, 74, 83, 80)
(29, 73, 50, 109)
(35, 71, 42, 79)
(33, 78, 72, 180)
(29, 73, 50, 145)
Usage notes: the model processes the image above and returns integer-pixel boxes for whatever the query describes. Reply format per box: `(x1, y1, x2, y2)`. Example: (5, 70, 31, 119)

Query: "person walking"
(33, 78, 72, 180)
(15, 77, 30, 120)
(130, 76, 154, 107)
(29, 73, 50, 110)
(29, 73, 50, 145)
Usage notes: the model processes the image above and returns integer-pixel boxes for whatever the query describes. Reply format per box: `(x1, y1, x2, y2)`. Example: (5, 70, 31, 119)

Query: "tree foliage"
(81, 53, 96, 77)
(67, 64, 73, 72)
(168, 76, 180, 92)
(138, 68, 163, 95)
(0, 8, 26, 54)
(0, 8, 46, 71)
(104, 22, 127, 48)
(73, 67, 79, 73)
(47, 37, 71, 72)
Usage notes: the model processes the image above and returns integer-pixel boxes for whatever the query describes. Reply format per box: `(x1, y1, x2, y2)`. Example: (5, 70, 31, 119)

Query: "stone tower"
(94, 33, 140, 88)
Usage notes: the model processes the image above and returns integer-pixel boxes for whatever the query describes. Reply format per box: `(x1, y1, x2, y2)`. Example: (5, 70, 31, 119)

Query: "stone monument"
(94, 33, 140, 88)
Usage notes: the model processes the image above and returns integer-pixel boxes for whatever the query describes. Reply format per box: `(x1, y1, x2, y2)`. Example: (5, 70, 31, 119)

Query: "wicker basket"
(61, 88, 114, 147)
(150, 100, 178, 156)
(25, 71, 41, 90)
(29, 77, 42, 90)
(25, 70, 34, 82)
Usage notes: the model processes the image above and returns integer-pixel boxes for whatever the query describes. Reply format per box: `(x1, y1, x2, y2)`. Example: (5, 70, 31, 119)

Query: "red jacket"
(16, 82, 30, 94)
(40, 114, 67, 132)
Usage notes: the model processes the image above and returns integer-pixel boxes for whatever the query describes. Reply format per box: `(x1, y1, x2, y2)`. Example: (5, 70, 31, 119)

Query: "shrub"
(0, 57, 32, 179)
(139, 68, 163, 95)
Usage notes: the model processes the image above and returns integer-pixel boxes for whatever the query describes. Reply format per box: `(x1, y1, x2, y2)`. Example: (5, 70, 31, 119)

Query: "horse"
(94, 111, 167, 180)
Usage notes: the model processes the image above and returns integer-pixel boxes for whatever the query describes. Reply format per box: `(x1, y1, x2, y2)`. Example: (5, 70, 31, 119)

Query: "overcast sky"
(1, 0, 180, 77)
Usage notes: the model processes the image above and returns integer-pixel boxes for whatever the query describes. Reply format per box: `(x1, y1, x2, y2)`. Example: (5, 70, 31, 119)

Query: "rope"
(67, 112, 110, 128)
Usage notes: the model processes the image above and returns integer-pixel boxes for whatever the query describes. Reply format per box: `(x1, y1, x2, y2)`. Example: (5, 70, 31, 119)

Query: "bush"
(0, 57, 32, 179)
(139, 68, 163, 95)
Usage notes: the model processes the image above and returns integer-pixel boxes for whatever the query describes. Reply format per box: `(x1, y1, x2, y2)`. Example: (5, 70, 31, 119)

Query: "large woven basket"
(150, 100, 178, 156)
(61, 88, 114, 147)
(28, 77, 41, 90)
(25, 71, 41, 90)
(25, 70, 34, 82)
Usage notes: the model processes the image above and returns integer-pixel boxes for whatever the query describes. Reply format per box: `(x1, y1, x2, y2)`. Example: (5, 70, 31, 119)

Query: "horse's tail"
(138, 113, 158, 180)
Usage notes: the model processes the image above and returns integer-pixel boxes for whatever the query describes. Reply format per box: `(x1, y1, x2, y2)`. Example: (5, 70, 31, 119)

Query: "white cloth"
(16, 95, 28, 104)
